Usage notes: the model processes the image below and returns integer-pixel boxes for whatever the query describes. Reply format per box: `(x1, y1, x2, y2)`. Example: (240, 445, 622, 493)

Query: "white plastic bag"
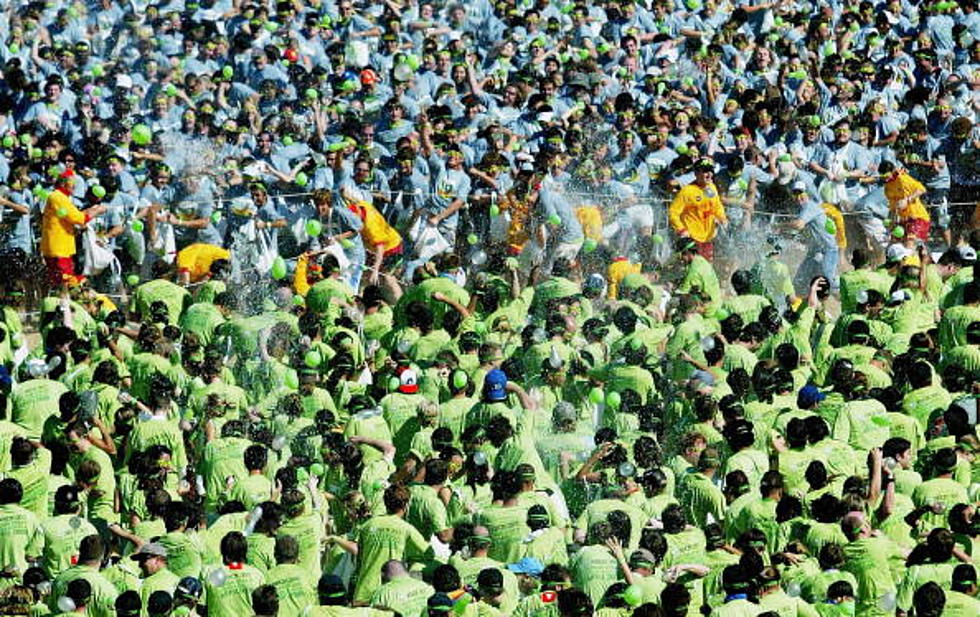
(255, 228, 279, 275)
(411, 219, 451, 263)
(82, 228, 117, 276)
(489, 209, 511, 243)
(150, 222, 176, 264)
(322, 240, 351, 272)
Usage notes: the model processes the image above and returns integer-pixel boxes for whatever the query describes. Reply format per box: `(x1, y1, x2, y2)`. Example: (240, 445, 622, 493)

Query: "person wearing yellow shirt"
(341, 187, 402, 286)
(41, 171, 107, 288)
(669, 159, 727, 261)
(879, 161, 930, 242)
(607, 257, 642, 300)
(175, 244, 231, 284)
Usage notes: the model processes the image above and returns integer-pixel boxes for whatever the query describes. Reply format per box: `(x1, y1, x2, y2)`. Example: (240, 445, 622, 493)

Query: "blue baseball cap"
(797, 384, 826, 408)
(484, 369, 508, 402)
(507, 557, 544, 577)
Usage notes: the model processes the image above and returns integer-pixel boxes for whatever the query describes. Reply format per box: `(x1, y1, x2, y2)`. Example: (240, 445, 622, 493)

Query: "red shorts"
(697, 241, 714, 261)
(45, 256, 82, 287)
(903, 219, 930, 241)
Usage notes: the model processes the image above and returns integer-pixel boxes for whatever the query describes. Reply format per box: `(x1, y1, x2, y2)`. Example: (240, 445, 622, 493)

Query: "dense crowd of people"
(0, 1, 978, 617)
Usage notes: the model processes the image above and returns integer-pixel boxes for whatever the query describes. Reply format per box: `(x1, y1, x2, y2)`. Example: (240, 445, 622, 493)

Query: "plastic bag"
(82, 228, 118, 276)
(411, 219, 451, 263)
(322, 240, 351, 272)
(150, 222, 176, 264)
(255, 228, 279, 275)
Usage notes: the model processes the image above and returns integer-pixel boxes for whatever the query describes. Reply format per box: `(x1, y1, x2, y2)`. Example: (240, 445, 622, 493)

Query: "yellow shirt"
(884, 172, 929, 222)
(176, 244, 230, 282)
(821, 203, 847, 248)
(608, 258, 642, 299)
(668, 182, 727, 243)
(575, 205, 603, 241)
(350, 201, 401, 254)
(41, 189, 88, 258)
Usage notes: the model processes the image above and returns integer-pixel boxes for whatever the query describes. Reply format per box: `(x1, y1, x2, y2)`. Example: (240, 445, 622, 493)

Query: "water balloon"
(91, 185, 106, 199)
(294, 171, 308, 186)
(305, 219, 322, 237)
(310, 463, 325, 477)
(605, 391, 621, 410)
(284, 370, 299, 390)
(623, 585, 643, 607)
(467, 233, 479, 245)
(588, 387, 604, 405)
(271, 256, 288, 280)
(131, 220, 144, 233)
(489, 204, 500, 217)
(131, 124, 152, 146)
(582, 238, 598, 253)
(304, 349, 322, 368)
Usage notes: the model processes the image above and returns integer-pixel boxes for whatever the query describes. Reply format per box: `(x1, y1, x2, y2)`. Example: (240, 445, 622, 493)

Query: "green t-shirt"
(50, 565, 119, 617)
(179, 302, 227, 346)
(370, 576, 435, 617)
(0, 503, 43, 575)
(679, 255, 721, 307)
(407, 483, 450, 539)
(203, 563, 266, 617)
(140, 568, 181, 607)
(157, 530, 205, 579)
(267, 563, 317, 617)
(279, 511, 327, 581)
(678, 472, 727, 528)
(474, 504, 530, 564)
(41, 514, 99, 578)
(757, 590, 820, 617)
(841, 537, 900, 615)
(11, 378, 68, 440)
(523, 526, 569, 566)
(73, 446, 117, 523)
(352, 515, 431, 604)
(130, 279, 190, 323)
(571, 544, 620, 605)
(7, 448, 52, 518)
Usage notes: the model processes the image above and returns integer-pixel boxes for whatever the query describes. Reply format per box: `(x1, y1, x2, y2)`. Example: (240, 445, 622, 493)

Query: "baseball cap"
(957, 245, 977, 263)
(175, 577, 203, 600)
(797, 384, 826, 408)
(483, 369, 508, 402)
(507, 557, 545, 577)
(397, 368, 419, 394)
(885, 243, 910, 264)
(130, 543, 168, 561)
(427, 593, 454, 614)
(791, 180, 807, 193)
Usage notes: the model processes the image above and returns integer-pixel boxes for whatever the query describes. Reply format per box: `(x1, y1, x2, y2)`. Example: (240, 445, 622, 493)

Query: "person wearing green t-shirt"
(474, 471, 531, 564)
(68, 427, 118, 528)
(266, 536, 317, 617)
(41, 486, 99, 579)
(711, 565, 761, 617)
(406, 459, 453, 544)
(678, 448, 726, 529)
(49, 535, 119, 617)
(522, 505, 569, 567)
(571, 522, 621, 606)
(370, 560, 434, 617)
(756, 566, 820, 617)
(0, 477, 43, 577)
(131, 542, 181, 610)
(11, 372, 67, 441)
(944, 564, 980, 617)
(911, 448, 969, 533)
(840, 512, 901, 617)
(331, 484, 432, 605)
(203, 532, 265, 617)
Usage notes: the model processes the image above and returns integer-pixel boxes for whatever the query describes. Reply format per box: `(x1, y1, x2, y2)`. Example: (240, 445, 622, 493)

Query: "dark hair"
(220, 531, 248, 564)
(252, 585, 279, 617)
